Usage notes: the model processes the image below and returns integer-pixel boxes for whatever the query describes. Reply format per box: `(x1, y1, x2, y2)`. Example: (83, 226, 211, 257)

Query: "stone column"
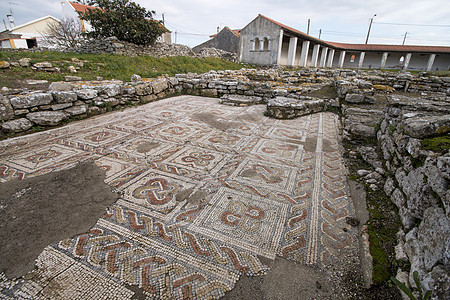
(326, 49, 335, 68)
(338, 51, 346, 68)
(380, 52, 389, 69)
(276, 29, 284, 65)
(311, 44, 320, 67)
(319, 47, 328, 68)
(358, 52, 365, 68)
(403, 53, 412, 70)
(299, 41, 310, 67)
(426, 54, 436, 71)
(287, 37, 298, 66)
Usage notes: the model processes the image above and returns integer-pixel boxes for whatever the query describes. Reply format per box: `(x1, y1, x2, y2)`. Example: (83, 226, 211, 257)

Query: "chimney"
(7, 14, 15, 28)
(217, 26, 219, 33)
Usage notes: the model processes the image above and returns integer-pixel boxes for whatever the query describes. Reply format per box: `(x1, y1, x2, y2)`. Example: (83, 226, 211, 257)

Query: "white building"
(0, 15, 60, 49)
(239, 15, 450, 71)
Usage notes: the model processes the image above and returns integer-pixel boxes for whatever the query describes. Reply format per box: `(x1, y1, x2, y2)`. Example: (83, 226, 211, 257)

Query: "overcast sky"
(3, 0, 450, 47)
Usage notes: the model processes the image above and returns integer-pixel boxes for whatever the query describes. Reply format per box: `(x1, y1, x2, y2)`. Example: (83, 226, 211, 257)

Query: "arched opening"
(262, 37, 269, 50)
(399, 56, 405, 63)
(254, 37, 260, 51)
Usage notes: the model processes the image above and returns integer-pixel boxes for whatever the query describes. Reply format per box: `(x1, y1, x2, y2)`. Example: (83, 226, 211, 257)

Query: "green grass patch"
(421, 135, 450, 153)
(0, 50, 244, 87)
(366, 188, 403, 284)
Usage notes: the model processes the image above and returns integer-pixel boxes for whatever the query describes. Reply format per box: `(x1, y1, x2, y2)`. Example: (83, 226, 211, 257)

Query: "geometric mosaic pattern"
(0, 96, 355, 299)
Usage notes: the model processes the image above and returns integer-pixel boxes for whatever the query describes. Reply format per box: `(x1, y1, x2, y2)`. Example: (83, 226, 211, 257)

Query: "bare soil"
(0, 161, 119, 279)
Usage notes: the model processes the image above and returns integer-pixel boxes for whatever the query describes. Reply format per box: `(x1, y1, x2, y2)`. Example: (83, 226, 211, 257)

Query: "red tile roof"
(258, 14, 450, 54)
(210, 27, 241, 38)
(69, 1, 99, 15)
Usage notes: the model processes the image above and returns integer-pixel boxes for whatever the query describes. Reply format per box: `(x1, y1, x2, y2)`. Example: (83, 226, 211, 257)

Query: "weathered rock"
(102, 84, 122, 97)
(64, 105, 87, 116)
(52, 91, 77, 103)
(68, 65, 77, 73)
(0, 95, 14, 121)
(131, 74, 142, 83)
(417, 207, 450, 271)
(10, 93, 53, 109)
(26, 111, 68, 126)
(266, 97, 327, 119)
(0, 61, 11, 68)
(1, 118, 33, 133)
(391, 188, 406, 209)
(402, 114, 450, 139)
(345, 94, 365, 104)
(18, 58, 31, 67)
(76, 89, 98, 100)
(402, 168, 438, 219)
(49, 82, 73, 91)
(65, 75, 82, 81)
(395, 270, 410, 300)
(135, 83, 153, 95)
(33, 62, 52, 68)
(343, 107, 383, 139)
(151, 78, 169, 94)
(220, 94, 263, 106)
(51, 103, 72, 110)
(384, 177, 395, 196)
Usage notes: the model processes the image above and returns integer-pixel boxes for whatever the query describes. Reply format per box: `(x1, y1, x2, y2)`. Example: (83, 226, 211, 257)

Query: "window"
(399, 56, 405, 63)
(254, 37, 260, 51)
(350, 55, 355, 63)
(263, 37, 269, 50)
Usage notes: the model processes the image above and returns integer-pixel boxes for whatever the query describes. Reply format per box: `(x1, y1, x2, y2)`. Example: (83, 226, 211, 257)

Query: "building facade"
(193, 27, 240, 53)
(0, 15, 60, 49)
(239, 15, 450, 71)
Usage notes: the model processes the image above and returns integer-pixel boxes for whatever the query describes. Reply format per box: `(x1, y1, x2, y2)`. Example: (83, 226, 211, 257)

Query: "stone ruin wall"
(1, 68, 449, 297)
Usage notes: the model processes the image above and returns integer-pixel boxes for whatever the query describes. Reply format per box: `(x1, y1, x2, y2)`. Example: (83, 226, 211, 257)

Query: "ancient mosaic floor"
(0, 96, 355, 299)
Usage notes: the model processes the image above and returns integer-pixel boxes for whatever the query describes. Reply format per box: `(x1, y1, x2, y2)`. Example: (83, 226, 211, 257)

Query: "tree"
(40, 17, 83, 49)
(82, 0, 165, 46)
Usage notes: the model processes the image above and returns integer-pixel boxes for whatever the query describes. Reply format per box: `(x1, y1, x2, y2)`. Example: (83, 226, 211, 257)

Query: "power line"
(373, 21, 450, 27)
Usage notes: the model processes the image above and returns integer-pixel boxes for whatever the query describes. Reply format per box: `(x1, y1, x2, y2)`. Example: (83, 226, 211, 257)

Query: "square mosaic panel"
(107, 116, 163, 132)
(263, 126, 308, 143)
(189, 187, 288, 259)
(5, 144, 86, 173)
(117, 169, 197, 221)
(228, 157, 298, 193)
(164, 145, 230, 174)
(109, 137, 176, 159)
(67, 128, 131, 147)
(249, 138, 304, 162)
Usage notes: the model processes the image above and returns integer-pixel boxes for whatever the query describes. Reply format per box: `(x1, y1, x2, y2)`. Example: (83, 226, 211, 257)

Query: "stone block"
(0, 95, 14, 121)
(417, 207, 450, 271)
(49, 82, 73, 91)
(102, 84, 122, 97)
(52, 91, 77, 103)
(33, 62, 52, 68)
(51, 103, 73, 110)
(64, 105, 87, 116)
(1, 118, 33, 133)
(135, 83, 153, 95)
(0, 61, 11, 68)
(141, 94, 157, 103)
(76, 89, 98, 100)
(10, 93, 53, 109)
(18, 58, 31, 67)
(26, 111, 68, 126)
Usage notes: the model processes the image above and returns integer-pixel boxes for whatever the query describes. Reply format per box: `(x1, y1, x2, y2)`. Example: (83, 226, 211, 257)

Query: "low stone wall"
(378, 96, 449, 298)
(65, 37, 237, 61)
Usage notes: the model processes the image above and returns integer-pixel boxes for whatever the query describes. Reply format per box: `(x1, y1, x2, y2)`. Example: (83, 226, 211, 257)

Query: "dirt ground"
(0, 161, 119, 279)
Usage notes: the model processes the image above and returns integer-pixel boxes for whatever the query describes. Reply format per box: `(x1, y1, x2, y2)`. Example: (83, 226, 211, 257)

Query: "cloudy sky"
(3, 0, 450, 47)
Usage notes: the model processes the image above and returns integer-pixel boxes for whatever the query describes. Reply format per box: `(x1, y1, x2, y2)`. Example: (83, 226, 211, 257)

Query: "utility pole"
(402, 32, 409, 45)
(175, 30, 177, 44)
(162, 13, 165, 26)
(307, 19, 310, 35)
(365, 14, 377, 44)
(318, 29, 321, 39)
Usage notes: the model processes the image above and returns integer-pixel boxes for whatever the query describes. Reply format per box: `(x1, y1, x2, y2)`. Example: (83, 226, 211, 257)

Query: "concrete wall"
(239, 16, 282, 65)
(12, 18, 59, 35)
(193, 28, 239, 53)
